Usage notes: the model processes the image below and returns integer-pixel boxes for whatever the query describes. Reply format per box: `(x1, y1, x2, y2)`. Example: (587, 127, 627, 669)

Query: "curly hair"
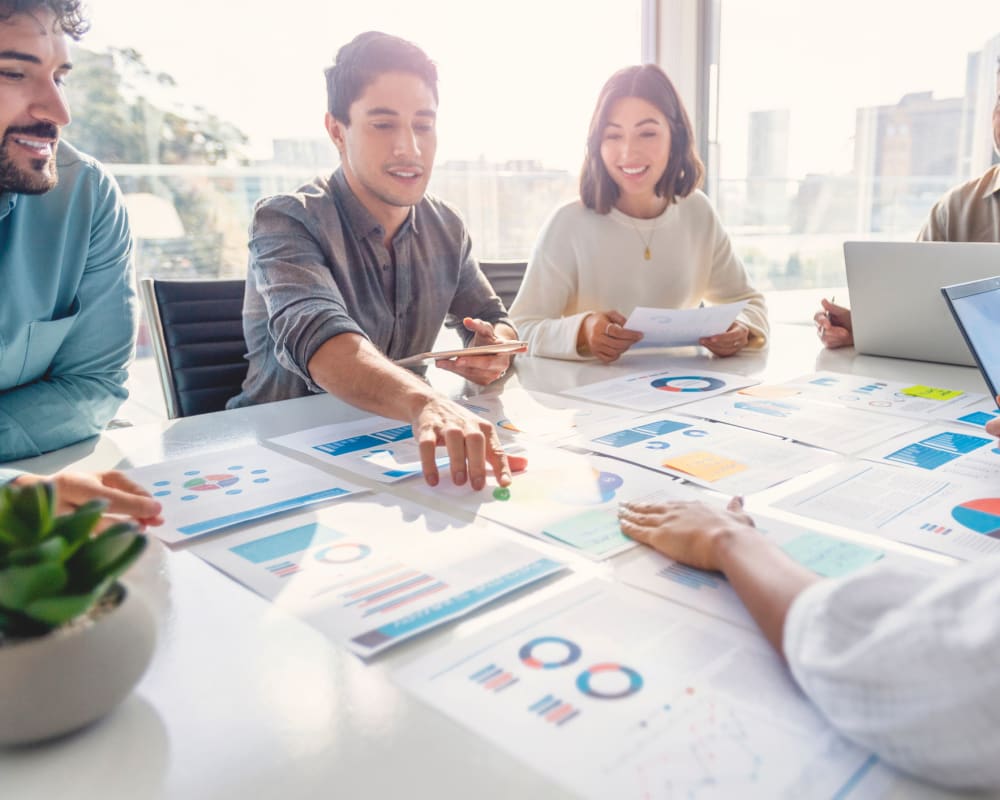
(580, 64, 704, 214)
(0, 0, 89, 40)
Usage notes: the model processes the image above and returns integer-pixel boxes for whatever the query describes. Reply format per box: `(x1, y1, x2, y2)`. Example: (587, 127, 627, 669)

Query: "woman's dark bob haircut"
(580, 64, 704, 214)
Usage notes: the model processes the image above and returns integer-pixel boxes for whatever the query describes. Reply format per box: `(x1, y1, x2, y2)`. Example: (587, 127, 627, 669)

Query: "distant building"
(745, 109, 790, 227)
(853, 91, 964, 232)
(960, 34, 1000, 176)
(270, 138, 337, 168)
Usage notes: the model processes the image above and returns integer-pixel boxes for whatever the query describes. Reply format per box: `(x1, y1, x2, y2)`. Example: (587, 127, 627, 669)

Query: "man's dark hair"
(0, 0, 89, 39)
(325, 31, 438, 124)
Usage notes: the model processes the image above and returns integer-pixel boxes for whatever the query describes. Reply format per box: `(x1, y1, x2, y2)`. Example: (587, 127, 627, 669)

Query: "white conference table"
(1, 323, 995, 800)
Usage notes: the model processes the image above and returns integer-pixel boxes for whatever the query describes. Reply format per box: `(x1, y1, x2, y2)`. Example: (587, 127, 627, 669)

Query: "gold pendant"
(644, 247, 651, 261)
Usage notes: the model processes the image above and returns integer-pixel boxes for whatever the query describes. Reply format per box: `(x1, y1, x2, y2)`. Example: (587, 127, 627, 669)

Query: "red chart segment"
(951, 498, 1000, 538)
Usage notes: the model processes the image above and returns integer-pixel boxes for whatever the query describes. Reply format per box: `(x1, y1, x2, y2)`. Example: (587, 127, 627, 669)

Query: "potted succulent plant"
(0, 480, 157, 746)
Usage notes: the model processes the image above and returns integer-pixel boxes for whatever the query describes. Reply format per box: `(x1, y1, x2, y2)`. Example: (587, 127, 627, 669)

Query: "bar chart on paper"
(191, 495, 566, 657)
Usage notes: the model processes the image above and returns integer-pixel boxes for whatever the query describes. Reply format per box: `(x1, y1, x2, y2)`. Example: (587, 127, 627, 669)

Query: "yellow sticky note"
(662, 451, 748, 482)
(900, 385, 964, 401)
(738, 385, 801, 399)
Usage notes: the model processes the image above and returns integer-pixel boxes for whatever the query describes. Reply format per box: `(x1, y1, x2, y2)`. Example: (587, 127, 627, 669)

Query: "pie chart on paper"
(951, 498, 1000, 538)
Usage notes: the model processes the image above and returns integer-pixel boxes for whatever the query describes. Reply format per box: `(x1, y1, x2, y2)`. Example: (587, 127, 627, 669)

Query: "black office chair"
(479, 260, 528, 309)
(140, 278, 248, 419)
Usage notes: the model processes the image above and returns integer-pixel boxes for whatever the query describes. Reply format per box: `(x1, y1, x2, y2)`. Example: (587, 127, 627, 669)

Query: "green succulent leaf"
(65, 525, 146, 592)
(0, 606, 55, 638)
(24, 583, 110, 627)
(7, 536, 68, 567)
(0, 561, 67, 611)
(0, 482, 54, 545)
(47, 499, 107, 554)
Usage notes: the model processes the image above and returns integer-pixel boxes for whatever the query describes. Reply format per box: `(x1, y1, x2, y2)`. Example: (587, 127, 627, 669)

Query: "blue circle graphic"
(576, 663, 643, 699)
(518, 637, 582, 670)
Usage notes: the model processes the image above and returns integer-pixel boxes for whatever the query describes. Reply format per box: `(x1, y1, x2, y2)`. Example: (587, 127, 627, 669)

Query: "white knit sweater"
(509, 192, 769, 360)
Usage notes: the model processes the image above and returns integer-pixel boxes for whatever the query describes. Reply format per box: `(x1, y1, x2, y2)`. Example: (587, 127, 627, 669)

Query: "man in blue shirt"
(0, 0, 135, 461)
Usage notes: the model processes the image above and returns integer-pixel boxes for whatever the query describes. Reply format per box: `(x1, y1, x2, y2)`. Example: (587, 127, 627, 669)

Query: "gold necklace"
(627, 218, 655, 261)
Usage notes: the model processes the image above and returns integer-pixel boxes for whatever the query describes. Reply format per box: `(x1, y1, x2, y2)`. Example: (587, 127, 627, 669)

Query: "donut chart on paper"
(519, 636, 582, 669)
(951, 498, 1000, 538)
(650, 376, 726, 393)
(576, 663, 644, 699)
(314, 542, 373, 563)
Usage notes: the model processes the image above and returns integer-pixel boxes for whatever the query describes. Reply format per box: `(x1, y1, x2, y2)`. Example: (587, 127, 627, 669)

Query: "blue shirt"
(229, 168, 511, 407)
(0, 141, 135, 463)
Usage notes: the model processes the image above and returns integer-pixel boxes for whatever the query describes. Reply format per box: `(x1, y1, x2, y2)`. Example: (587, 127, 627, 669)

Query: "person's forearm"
(713, 527, 820, 656)
(0, 375, 125, 460)
(306, 333, 437, 421)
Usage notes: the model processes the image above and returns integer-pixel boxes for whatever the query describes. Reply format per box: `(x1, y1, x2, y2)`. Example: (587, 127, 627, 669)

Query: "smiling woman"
(509, 63, 769, 365)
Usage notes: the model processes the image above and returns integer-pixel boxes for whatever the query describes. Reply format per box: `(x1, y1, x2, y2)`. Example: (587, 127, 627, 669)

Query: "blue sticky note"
(780, 532, 883, 578)
(544, 509, 630, 556)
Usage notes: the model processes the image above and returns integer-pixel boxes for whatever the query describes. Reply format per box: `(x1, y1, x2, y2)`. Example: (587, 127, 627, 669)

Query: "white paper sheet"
(394, 580, 880, 800)
(561, 366, 756, 413)
(775, 462, 1000, 560)
(457, 388, 635, 445)
(858, 423, 1000, 482)
(190, 496, 566, 658)
(269, 416, 443, 483)
(750, 371, 988, 420)
(617, 511, 938, 631)
(404, 443, 692, 560)
(624, 301, 748, 347)
(128, 444, 367, 544)
(572, 411, 837, 495)
(676, 393, 925, 454)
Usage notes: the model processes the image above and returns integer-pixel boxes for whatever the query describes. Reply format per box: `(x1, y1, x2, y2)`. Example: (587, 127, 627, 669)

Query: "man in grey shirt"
(230, 31, 521, 491)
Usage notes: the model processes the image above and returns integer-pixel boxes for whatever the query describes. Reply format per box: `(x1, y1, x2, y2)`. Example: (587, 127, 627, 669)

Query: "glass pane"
(66, 2, 641, 419)
(714, 0, 1000, 308)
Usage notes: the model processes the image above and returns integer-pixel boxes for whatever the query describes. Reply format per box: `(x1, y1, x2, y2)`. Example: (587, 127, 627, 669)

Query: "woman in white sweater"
(510, 64, 768, 362)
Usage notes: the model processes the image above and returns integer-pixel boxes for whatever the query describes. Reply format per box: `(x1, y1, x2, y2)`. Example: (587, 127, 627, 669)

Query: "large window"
(66, 2, 642, 419)
(69, 1, 642, 275)
(712, 0, 1000, 292)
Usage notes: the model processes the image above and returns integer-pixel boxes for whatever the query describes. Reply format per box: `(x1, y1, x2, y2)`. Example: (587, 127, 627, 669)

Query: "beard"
(0, 122, 60, 195)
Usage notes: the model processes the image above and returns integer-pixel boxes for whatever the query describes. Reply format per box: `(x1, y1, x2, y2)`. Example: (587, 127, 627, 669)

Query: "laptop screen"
(942, 276, 1000, 403)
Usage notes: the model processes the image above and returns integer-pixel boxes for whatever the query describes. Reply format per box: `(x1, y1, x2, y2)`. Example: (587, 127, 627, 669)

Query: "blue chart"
(470, 663, 520, 693)
(959, 410, 1000, 427)
(951, 498, 1000, 538)
(519, 637, 582, 669)
(733, 400, 796, 418)
(593, 419, 692, 448)
(152, 465, 270, 501)
(576, 664, 644, 699)
(658, 563, 724, 591)
(230, 523, 344, 578)
(314, 542, 372, 564)
(651, 376, 725, 393)
(810, 377, 840, 387)
(529, 694, 581, 726)
(884, 431, 992, 470)
(312, 424, 413, 456)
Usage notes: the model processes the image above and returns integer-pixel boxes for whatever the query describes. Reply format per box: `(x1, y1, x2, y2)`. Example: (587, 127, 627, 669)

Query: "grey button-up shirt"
(229, 168, 511, 407)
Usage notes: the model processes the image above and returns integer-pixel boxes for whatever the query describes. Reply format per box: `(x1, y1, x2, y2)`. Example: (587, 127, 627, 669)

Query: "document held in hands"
(394, 341, 528, 367)
(624, 301, 748, 347)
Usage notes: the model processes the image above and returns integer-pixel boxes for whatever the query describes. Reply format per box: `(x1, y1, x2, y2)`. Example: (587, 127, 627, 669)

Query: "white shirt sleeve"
(783, 555, 1000, 790)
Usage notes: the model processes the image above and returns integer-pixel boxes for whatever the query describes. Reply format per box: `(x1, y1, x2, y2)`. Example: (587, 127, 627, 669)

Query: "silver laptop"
(844, 241, 1000, 365)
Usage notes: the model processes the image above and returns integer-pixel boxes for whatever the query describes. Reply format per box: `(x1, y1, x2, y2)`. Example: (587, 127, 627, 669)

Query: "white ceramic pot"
(0, 581, 157, 746)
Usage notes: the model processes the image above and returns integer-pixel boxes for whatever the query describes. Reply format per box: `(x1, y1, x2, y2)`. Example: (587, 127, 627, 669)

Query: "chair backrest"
(139, 278, 248, 419)
(479, 260, 528, 309)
